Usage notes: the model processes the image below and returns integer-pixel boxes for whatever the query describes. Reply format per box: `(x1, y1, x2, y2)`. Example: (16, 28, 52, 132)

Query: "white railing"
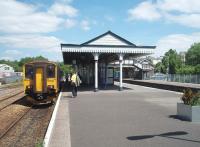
(0, 75, 22, 84)
(150, 74, 200, 84)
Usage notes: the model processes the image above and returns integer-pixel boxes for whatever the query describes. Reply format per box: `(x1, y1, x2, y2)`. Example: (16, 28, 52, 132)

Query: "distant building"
(111, 57, 154, 80)
(0, 64, 15, 77)
(0, 64, 22, 84)
(179, 51, 186, 64)
(149, 56, 162, 65)
(132, 58, 154, 79)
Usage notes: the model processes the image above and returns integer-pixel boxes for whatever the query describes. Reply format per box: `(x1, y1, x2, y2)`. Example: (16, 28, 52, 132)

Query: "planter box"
(177, 103, 200, 122)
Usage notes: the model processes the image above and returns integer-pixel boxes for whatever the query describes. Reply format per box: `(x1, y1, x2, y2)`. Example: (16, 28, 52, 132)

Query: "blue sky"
(1, 0, 200, 61)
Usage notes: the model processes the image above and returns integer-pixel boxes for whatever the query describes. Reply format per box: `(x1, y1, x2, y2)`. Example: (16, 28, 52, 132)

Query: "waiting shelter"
(61, 31, 155, 91)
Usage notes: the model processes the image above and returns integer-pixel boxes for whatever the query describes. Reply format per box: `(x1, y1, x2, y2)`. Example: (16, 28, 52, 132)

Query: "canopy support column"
(118, 54, 124, 91)
(93, 53, 99, 92)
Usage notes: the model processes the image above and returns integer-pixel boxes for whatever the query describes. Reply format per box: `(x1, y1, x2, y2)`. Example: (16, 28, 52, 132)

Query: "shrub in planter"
(190, 94, 200, 106)
(177, 88, 200, 122)
(181, 89, 200, 106)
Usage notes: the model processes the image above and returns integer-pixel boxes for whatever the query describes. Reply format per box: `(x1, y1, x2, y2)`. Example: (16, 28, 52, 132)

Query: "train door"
(36, 67, 43, 92)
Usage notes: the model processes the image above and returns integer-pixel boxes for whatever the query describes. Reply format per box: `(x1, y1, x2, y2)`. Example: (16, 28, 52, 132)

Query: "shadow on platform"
(169, 115, 189, 122)
(62, 83, 132, 92)
(127, 131, 200, 143)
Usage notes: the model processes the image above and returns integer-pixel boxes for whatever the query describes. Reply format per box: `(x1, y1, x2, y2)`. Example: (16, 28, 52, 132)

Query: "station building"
(61, 31, 155, 91)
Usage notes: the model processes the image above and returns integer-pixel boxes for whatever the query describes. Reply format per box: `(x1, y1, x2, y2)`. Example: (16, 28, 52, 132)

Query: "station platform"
(44, 82, 200, 147)
(43, 91, 71, 147)
(43, 85, 125, 147)
(123, 79, 200, 92)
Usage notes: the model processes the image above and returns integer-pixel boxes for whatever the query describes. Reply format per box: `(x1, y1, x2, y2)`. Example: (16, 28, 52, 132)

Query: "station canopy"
(61, 31, 156, 64)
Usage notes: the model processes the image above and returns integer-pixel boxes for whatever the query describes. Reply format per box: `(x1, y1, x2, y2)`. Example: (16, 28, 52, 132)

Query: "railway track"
(0, 83, 22, 91)
(0, 90, 23, 103)
(0, 85, 29, 139)
(0, 93, 25, 111)
(0, 83, 58, 146)
(0, 105, 32, 139)
(0, 98, 32, 139)
(0, 98, 56, 147)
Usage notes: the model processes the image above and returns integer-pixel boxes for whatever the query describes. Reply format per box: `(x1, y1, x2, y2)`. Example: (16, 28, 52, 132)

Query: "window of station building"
(47, 65, 55, 78)
(4, 67, 9, 70)
(25, 65, 33, 79)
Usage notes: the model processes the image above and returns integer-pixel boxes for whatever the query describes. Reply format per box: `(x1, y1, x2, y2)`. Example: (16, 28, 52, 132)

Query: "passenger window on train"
(25, 66, 33, 79)
(47, 65, 55, 78)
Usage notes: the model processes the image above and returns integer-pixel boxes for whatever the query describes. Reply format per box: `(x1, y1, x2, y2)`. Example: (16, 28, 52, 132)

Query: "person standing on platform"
(71, 71, 81, 98)
(66, 73, 71, 87)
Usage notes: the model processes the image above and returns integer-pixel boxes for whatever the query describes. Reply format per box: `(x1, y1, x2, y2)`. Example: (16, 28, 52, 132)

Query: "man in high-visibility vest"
(71, 71, 81, 97)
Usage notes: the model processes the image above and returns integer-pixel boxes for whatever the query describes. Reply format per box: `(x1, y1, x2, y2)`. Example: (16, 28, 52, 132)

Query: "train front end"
(23, 61, 60, 104)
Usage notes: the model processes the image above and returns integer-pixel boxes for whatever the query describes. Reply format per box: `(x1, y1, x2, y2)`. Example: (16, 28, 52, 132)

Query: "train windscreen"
(47, 65, 55, 78)
(25, 65, 33, 79)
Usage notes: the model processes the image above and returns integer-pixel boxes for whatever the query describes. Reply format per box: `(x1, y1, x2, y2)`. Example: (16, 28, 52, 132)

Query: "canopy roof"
(61, 31, 156, 54)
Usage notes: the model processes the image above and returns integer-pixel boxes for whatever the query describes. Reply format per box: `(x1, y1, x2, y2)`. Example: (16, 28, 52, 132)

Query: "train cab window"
(25, 65, 33, 79)
(47, 65, 55, 78)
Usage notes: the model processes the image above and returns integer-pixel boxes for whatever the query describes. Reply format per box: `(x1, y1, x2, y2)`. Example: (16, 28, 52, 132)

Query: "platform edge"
(43, 91, 62, 147)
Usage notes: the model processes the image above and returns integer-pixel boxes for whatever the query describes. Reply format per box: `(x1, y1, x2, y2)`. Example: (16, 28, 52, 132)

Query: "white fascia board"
(62, 46, 154, 54)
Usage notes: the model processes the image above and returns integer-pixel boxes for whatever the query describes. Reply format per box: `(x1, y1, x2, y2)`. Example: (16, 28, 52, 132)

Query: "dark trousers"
(72, 85, 77, 97)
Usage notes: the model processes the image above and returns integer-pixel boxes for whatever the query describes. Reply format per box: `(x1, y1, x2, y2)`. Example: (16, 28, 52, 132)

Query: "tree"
(155, 43, 200, 74)
(186, 43, 200, 66)
(0, 55, 49, 72)
(57, 62, 73, 75)
(18, 57, 34, 67)
(177, 65, 195, 74)
(155, 62, 165, 73)
(34, 55, 48, 61)
(195, 64, 200, 74)
(161, 49, 182, 74)
(18, 56, 48, 67)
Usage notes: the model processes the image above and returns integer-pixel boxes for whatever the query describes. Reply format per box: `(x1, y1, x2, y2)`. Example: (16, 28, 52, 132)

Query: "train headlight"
(26, 85, 33, 89)
(48, 85, 54, 89)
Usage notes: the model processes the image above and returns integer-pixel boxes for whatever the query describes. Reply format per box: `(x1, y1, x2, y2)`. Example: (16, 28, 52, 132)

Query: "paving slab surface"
(133, 79, 200, 88)
(68, 83, 200, 147)
(48, 92, 71, 147)
(123, 79, 200, 91)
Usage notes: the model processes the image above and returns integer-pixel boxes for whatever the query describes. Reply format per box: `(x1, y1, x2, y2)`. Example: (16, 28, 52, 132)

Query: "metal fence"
(0, 75, 22, 85)
(167, 74, 200, 84)
(150, 74, 200, 84)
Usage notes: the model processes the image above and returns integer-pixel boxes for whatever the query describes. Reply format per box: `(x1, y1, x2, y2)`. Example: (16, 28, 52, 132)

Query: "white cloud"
(0, 0, 65, 34)
(48, 3, 78, 17)
(0, 14, 63, 34)
(159, 0, 200, 13)
(165, 13, 200, 29)
(65, 19, 77, 28)
(0, 0, 80, 61)
(4, 50, 22, 55)
(0, 0, 91, 61)
(128, 1, 161, 21)
(0, 0, 35, 16)
(56, 0, 73, 3)
(0, 56, 14, 61)
(81, 20, 90, 31)
(128, 0, 200, 28)
(0, 35, 62, 52)
(104, 15, 114, 22)
(155, 32, 200, 57)
(0, 0, 79, 34)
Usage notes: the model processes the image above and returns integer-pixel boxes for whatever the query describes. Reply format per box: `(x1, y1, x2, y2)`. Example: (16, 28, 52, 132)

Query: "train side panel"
(23, 65, 33, 94)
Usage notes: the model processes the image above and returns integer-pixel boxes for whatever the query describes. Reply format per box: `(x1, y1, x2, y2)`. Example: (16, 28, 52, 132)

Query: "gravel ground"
(0, 97, 32, 138)
(0, 93, 25, 111)
(0, 99, 55, 147)
(0, 87, 23, 100)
